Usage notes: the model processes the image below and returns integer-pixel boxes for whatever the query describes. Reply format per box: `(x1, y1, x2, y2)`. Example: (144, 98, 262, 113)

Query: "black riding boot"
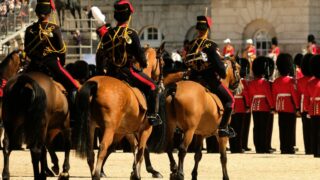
(218, 107, 236, 138)
(146, 90, 162, 126)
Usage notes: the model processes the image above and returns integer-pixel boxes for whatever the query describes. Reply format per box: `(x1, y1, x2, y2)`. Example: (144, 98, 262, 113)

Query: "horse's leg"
(59, 128, 71, 179)
(30, 145, 44, 180)
(217, 136, 229, 180)
(92, 127, 114, 180)
(144, 147, 163, 178)
(172, 129, 195, 180)
(2, 132, 12, 180)
(131, 125, 152, 180)
(191, 135, 204, 180)
(47, 147, 59, 175)
(40, 146, 50, 179)
(87, 125, 96, 175)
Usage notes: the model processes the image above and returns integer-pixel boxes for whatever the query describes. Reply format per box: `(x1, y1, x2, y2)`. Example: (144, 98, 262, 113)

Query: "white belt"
(234, 95, 243, 99)
(277, 93, 291, 97)
(253, 95, 266, 98)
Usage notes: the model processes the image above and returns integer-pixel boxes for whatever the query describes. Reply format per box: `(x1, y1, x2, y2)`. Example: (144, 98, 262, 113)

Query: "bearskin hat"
(308, 34, 316, 43)
(114, 0, 134, 23)
(301, 53, 313, 76)
(252, 56, 266, 77)
(196, 16, 212, 31)
(276, 53, 293, 76)
(310, 55, 320, 78)
(35, 0, 54, 15)
(265, 57, 275, 79)
(271, 37, 278, 46)
(236, 57, 250, 78)
(294, 53, 303, 67)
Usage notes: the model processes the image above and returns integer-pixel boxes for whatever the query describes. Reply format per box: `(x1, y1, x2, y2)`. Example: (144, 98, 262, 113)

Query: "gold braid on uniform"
(39, 24, 66, 56)
(98, 15, 132, 67)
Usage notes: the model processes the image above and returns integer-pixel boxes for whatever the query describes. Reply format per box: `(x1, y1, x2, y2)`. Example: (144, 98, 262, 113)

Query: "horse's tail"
(3, 75, 47, 146)
(74, 80, 97, 158)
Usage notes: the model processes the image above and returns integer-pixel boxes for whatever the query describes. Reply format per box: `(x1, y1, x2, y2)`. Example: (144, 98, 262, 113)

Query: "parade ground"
(1, 114, 320, 180)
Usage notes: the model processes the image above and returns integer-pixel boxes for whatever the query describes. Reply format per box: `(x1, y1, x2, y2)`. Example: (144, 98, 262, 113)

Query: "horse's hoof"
(58, 172, 69, 180)
(100, 172, 107, 178)
(152, 171, 163, 178)
(130, 171, 141, 180)
(38, 173, 47, 180)
(92, 175, 100, 180)
(52, 165, 60, 175)
(170, 164, 178, 173)
(223, 176, 229, 180)
(170, 172, 184, 180)
(44, 168, 55, 177)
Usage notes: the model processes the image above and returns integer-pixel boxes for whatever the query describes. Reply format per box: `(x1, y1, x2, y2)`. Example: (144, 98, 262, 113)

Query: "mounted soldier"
(96, 0, 161, 126)
(184, 15, 235, 137)
(24, 0, 79, 115)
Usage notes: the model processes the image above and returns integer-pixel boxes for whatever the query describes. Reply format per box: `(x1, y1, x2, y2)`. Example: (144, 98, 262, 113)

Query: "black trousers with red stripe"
(278, 112, 296, 154)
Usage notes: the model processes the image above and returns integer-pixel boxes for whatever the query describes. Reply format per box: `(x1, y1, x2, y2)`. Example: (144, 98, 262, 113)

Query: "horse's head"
(143, 47, 160, 82)
(222, 57, 242, 94)
(0, 49, 26, 80)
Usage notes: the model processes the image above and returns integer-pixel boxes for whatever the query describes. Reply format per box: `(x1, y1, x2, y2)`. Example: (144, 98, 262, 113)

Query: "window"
(254, 30, 271, 56)
(139, 26, 163, 47)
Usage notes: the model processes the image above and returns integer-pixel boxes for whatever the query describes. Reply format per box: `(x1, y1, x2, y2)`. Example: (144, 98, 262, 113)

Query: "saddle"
(123, 82, 147, 111)
(205, 89, 224, 116)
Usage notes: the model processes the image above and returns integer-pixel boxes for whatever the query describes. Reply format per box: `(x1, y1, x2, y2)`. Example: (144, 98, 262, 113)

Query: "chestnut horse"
(74, 47, 160, 180)
(0, 50, 24, 150)
(164, 58, 241, 180)
(1, 71, 77, 180)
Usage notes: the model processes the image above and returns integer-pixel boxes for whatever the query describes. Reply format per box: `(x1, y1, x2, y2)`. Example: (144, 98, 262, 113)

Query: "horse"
(73, 47, 161, 180)
(0, 50, 24, 150)
(162, 57, 241, 180)
(1, 70, 78, 179)
(55, 0, 82, 28)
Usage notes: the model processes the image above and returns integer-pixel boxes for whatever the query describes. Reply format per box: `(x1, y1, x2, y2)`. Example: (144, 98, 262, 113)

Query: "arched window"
(139, 26, 164, 48)
(254, 29, 271, 56)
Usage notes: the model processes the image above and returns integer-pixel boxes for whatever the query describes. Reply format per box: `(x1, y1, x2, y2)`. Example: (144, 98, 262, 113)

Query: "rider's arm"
(53, 26, 66, 66)
(204, 42, 226, 79)
(130, 30, 147, 68)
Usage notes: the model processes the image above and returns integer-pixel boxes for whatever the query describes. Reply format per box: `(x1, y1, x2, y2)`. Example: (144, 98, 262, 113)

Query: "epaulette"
(203, 39, 217, 49)
(127, 27, 138, 34)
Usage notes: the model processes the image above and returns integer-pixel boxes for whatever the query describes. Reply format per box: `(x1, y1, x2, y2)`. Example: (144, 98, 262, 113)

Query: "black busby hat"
(196, 16, 212, 31)
(294, 53, 303, 67)
(35, 0, 54, 15)
(236, 57, 250, 78)
(252, 56, 267, 77)
(114, 0, 133, 23)
(308, 34, 316, 43)
(271, 37, 278, 46)
(310, 55, 320, 78)
(276, 53, 294, 76)
(301, 53, 313, 76)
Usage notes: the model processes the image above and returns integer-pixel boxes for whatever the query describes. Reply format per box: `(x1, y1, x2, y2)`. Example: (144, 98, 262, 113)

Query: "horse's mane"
(0, 51, 18, 77)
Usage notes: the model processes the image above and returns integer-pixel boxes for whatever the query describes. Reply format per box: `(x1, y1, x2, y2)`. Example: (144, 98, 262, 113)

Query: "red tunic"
(297, 76, 313, 112)
(223, 45, 235, 57)
(272, 76, 300, 113)
(271, 46, 280, 57)
(296, 68, 304, 79)
(248, 78, 274, 112)
(234, 79, 250, 113)
(248, 46, 256, 57)
(308, 44, 317, 55)
(0, 79, 7, 97)
(305, 77, 320, 116)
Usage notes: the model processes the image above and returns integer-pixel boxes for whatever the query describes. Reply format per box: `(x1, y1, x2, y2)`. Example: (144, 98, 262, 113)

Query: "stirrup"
(218, 126, 236, 138)
(147, 114, 162, 126)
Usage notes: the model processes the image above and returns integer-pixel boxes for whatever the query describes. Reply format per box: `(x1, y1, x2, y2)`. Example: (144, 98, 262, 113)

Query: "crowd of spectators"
(0, 0, 28, 17)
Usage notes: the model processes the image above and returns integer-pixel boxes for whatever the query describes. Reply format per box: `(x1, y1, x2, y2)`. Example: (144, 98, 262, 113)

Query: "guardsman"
(230, 58, 250, 153)
(185, 16, 235, 137)
(247, 56, 274, 153)
(297, 53, 314, 154)
(307, 34, 318, 55)
(243, 39, 256, 62)
(269, 37, 280, 59)
(306, 55, 320, 158)
(24, 0, 79, 114)
(97, 0, 161, 126)
(272, 53, 300, 154)
(222, 38, 235, 58)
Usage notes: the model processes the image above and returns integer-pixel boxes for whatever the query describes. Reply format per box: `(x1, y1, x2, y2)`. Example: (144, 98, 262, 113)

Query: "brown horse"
(164, 58, 241, 180)
(0, 50, 24, 150)
(1, 71, 77, 180)
(74, 47, 160, 180)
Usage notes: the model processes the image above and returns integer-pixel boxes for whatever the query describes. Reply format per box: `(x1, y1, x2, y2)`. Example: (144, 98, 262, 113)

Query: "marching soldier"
(96, 0, 161, 126)
(297, 53, 314, 154)
(222, 38, 235, 58)
(306, 55, 320, 157)
(24, 0, 79, 116)
(185, 16, 235, 137)
(247, 57, 274, 153)
(272, 53, 300, 154)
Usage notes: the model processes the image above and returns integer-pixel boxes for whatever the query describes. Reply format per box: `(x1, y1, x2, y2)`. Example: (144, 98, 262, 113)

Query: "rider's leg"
(212, 83, 235, 137)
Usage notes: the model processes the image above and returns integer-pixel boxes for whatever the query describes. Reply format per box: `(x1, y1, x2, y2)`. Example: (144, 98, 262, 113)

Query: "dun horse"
(164, 58, 241, 180)
(1, 70, 77, 179)
(74, 47, 160, 180)
(0, 50, 24, 150)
